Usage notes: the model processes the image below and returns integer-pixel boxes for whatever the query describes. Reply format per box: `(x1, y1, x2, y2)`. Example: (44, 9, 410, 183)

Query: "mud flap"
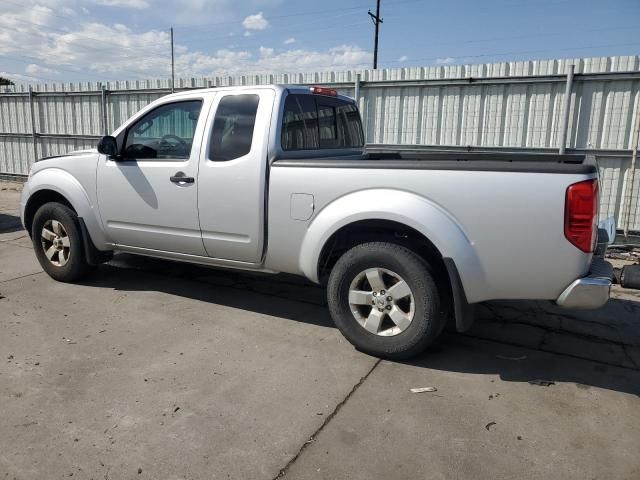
(443, 257, 476, 332)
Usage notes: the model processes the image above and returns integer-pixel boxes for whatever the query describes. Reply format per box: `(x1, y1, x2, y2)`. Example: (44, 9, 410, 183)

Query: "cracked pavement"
(1, 182, 639, 479)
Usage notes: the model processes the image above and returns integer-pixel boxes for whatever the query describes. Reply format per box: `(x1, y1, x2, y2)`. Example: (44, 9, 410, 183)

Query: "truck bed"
(267, 150, 598, 304)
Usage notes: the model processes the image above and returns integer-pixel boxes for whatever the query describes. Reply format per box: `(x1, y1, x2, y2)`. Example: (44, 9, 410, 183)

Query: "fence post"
(558, 64, 574, 154)
(354, 73, 361, 104)
(101, 84, 109, 136)
(623, 102, 640, 238)
(28, 86, 38, 161)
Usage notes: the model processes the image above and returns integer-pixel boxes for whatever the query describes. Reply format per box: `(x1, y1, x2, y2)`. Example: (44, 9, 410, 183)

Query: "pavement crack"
(272, 358, 382, 479)
(459, 332, 639, 371)
(0, 271, 43, 284)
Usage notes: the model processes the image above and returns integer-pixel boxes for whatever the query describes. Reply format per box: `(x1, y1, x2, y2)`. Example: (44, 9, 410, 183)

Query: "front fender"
(23, 168, 110, 249)
(298, 189, 488, 303)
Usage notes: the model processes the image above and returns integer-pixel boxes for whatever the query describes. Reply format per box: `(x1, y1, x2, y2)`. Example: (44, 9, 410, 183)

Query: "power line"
(183, 20, 371, 52)
(0, 26, 170, 63)
(0, 55, 118, 80)
(382, 41, 640, 67)
(378, 24, 640, 63)
(0, 54, 168, 81)
(3, 16, 172, 56)
(175, 0, 423, 34)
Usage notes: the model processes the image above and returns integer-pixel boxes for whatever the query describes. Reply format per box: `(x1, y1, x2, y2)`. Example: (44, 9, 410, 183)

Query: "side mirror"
(97, 136, 118, 157)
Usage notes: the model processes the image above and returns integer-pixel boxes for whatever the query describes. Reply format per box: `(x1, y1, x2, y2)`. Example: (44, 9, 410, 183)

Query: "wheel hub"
(372, 290, 393, 311)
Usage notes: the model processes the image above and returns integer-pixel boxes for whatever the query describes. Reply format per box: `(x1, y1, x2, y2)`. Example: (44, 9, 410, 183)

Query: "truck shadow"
(80, 253, 640, 397)
(0, 212, 23, 233)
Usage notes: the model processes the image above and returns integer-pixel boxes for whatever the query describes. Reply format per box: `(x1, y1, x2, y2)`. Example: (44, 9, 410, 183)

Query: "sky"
(0, 0, 639, 84)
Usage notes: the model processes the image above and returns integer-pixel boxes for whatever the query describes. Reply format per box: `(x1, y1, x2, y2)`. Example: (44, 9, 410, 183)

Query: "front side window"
(123, 100, 202, 160)
(281, 94, 364, 151)
(209, 94, 260, 161)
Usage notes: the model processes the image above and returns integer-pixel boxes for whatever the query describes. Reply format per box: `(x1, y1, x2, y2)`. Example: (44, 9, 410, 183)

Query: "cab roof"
(164, 84, 355, 103)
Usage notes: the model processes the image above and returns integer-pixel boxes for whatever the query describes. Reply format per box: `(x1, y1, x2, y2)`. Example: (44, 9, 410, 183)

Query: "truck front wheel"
(327, 242, 443, 359)
(32, 202, 94, 282)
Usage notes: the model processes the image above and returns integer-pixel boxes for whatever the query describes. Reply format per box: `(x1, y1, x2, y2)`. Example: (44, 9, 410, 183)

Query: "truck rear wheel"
(32, 202, 93, 282)
(327, 242, 443, 359)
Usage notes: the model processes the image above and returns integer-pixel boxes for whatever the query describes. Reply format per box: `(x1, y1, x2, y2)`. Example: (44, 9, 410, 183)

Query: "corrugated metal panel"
(1, 55, 640, 231)
(38, 138, 97, 159)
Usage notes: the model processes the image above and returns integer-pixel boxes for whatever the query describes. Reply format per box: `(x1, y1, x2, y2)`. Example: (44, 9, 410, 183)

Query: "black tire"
(327, 242, 443, 360)
(31, 202, 93, 282)
(620, 265, 640, 290)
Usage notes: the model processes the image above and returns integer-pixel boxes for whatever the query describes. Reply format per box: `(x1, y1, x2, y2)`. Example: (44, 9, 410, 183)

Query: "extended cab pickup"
(21, 85, 614, 359)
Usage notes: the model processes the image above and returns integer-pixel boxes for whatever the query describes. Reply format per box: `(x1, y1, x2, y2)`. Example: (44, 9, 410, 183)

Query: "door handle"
(169, 172, 195, 184)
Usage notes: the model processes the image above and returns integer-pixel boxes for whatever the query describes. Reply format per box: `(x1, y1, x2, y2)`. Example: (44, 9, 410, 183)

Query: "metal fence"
(1, 55, 639, 231)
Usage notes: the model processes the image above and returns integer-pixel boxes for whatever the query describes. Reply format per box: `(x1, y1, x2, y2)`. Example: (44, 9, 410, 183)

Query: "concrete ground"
(1, 181, 639, 480)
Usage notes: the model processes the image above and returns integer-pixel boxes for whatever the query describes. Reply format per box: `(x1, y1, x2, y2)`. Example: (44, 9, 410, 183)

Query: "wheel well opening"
(317, 220, 452, 309)
(24, 190, 75, 237)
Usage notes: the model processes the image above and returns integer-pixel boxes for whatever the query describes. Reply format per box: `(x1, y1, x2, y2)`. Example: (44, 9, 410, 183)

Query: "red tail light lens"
(564, 179, 598, 253)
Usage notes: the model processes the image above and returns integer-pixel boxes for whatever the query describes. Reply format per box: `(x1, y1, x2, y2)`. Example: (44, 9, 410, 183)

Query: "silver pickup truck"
(21, 85, 613, 359)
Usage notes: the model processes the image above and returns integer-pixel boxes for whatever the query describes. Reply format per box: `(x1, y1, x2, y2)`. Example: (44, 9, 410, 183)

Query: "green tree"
(0, 77, 15, 86)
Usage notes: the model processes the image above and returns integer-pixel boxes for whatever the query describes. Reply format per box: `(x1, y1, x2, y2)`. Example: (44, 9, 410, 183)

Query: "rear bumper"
(556, 257, 613, 309)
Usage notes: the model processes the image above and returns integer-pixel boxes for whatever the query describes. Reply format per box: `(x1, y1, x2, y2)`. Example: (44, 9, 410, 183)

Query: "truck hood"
(36, 148, 98, 163)
(30, 148, 100, 179)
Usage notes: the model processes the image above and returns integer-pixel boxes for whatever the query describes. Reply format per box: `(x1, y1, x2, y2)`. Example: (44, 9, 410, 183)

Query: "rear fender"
(298, 189, 488, 304)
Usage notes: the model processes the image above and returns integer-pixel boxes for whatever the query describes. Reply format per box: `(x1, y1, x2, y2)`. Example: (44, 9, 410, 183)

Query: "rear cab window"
(281, 93, 364, 151)
(209, 94, 260, 161)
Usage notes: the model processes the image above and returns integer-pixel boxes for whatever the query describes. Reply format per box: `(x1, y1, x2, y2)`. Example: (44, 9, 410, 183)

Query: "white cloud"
(173, 45, 372, 78)
(0, 2, 372, 82)
(244, 31, 252, 37)
(242, 12, 269, 31)
(25, 63, 59, 75)
(436, 57, 455, 65)
(398, 55, 408, 62)
(283, 37, 296, 45)
(0, 71, 42, 84)
(94, 0, 150, 9)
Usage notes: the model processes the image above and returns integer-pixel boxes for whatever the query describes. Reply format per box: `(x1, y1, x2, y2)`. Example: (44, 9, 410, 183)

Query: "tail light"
(564, 179, 598, 253)
(310, 86, 337, 96)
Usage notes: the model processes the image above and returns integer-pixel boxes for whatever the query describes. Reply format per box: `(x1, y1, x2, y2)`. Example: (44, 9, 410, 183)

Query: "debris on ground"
(528, 380, 555, 387)
(485, 422, 496, 431)
(410, 387, 437, 393)
(606, 247, 640, 263)
(496, 354, 527, 361)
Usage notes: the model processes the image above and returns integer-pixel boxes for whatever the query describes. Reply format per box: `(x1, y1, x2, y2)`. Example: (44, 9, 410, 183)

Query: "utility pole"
(368, 0, 383, 69)
(170, 26, 175, 93)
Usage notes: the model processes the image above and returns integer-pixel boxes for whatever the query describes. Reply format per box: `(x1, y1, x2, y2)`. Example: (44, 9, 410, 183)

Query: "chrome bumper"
(556, 257, 613, 309)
